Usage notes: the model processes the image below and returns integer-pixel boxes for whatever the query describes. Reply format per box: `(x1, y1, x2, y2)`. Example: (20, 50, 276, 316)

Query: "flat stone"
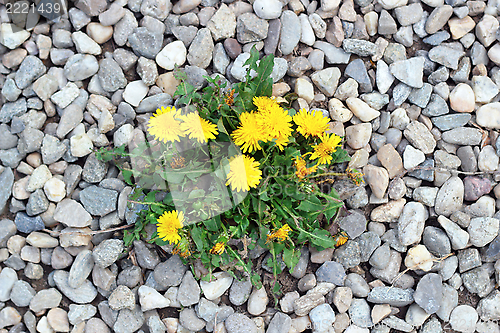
(477, 290, 500, 321)
(29, 288, 62, 313)
(128, 27, 163, 59)
(229, 276, 252, 306)
(80, 186, 118, 217)
(428, 45, 465, 70)
(207, 4, 236, 40)
(225, 313, 258, 333)
(53, 270, 97, 304)
(435, 176, 464, 217)
(403, 121, 436, 154)
(98, 58, 127, 93)
(113, 306, 145, 333)
(413, 273, 442, 314)
(363, 165, 389, 199)
(200, 271, 233, 300)
(311, 67, 341, 97)
(389, 57, 425, 88)
(236, 13, 268, 44)
(398, 202, 428, 245)
(313, 41, 351, 64)
(67, 250, 94, 289)
(153, 255, 188, 288)
(437, 215, 469, 250)
(53, 199, 92, 228)
(367, 287, 414, 306)
(279, 11, 301, 55)
(343, 39, 377, 57)
(187, 28, 214, 69)
(0, 168, 14, 214)
(432, 114, 471, 131)
(450, 305, 478, 333)
(177, 271, 201, 307)
(468, 217, 499, 247)
(426, 5, 453, 34)
(64, 54, 99, 81)
(315, 261, 346, 286)
(93, 239, 124, 268)
(349, 299, 373, 328)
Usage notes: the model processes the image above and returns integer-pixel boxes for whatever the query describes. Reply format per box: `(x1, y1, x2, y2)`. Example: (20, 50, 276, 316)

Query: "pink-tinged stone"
(463, 176, 492, 201)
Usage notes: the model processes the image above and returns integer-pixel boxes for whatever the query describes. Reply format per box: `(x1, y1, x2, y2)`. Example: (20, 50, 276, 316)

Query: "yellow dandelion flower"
(180, 113, 218, 143)
(156, 210, 184, 244)
(334, 231, 349, 247)
(210, 242, 225, 255)
(226, 155, 262, 192)
(346, 167, 365, 186)
(170, 155, 186, 169)
(225, 89, 235, 106)
(253, 96, 279, 111)
(270, 133, 291, 151)
(148, 106, 184, 143)
(266, 224, 292, 243)
(294, 156, 317, 180)
(293, 109, 330, 138)
(256, 104, 292, 149)
(232, 112, 267, 153)
(309, 133, 342, 165)
(173, 247, 191, 258)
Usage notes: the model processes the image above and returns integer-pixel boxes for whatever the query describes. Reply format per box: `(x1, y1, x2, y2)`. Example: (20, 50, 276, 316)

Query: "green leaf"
(310, 228, 336, 249)
(191, 226, 206, 251)
(123, 230, 136, 246)
(154, 237, 170, 246)
(202, 217, 220, 232)
(122, 169, 133, 185)
(211, 255, 221, 266)
(251, 273, 262, 288)
(296, 195, 323, 212)
(217, 118, 229, 136)
(188, 189, 206, 199)
(283, 247, 300, 271)
(244, 46, 260, 73)
(254, 54, 274, 97)
(232, 216, 250, 238)
(330, 148, 351, 164)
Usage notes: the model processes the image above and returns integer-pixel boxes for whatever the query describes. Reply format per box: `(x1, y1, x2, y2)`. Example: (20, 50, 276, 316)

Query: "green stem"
(127, 200, 166, 207)
(306, 171, 346, 179)
(226, 246, 257, 285)
(272, 198, 334, 243)
(315, 190, 343, 203)
(270, 243, 278, 278)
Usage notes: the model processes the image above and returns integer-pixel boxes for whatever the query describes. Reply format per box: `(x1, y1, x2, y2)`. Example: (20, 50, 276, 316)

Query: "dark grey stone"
(14, 212, 45, 234)
(422, 226, 451, 257)
(344, 58, 372, 93)
(80, 186, 118, 217)
(413, 273, 442, 314)
(153, 255, 188, 288)
(432, 114, 471, 131)
(136, 93, 173, 113)
(128, 27, 164, 59)
(0, 98, 27, 123)
(338, 210, 367, 240)
(367, 286, 414, 306)
(355, 232, 381, 262)
(315, 261, 346, 286)
(26, 189, 49, 216)
(82, 153, 108, 183)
